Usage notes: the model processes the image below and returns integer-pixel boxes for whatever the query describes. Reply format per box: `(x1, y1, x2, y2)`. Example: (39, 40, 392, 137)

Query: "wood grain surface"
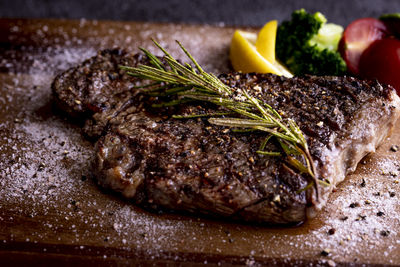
(0, 18, 399, 266)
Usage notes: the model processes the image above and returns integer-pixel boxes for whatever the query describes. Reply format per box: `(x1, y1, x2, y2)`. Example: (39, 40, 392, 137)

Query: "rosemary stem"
(121, 39, 320, 199)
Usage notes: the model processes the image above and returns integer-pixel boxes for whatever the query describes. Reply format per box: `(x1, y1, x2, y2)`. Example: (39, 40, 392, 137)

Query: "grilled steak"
(52, 48, 152, 138)
(52, 49, 400, 224)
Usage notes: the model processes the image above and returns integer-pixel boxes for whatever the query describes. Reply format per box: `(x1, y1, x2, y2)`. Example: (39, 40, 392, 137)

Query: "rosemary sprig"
(120, 40, 320, 198)
(173, 112, 233, 119)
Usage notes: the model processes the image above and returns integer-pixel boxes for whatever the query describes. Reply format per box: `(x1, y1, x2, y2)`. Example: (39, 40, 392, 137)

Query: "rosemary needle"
(121, 39, 320, 198)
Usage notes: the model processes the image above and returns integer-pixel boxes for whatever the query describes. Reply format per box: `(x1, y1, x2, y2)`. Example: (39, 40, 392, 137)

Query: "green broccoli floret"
(276, 9, 347, 76)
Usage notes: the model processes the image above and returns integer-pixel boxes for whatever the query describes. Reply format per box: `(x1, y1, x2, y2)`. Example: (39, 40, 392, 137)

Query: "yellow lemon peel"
(256, 20, 277, 63)
(229, 22, 292, 77)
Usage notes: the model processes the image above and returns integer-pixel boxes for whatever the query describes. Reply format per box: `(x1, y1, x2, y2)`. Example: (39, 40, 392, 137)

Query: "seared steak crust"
(52, 49, 400, 224)
(52, 49, 150, 137)
(96, 112, 310, 223)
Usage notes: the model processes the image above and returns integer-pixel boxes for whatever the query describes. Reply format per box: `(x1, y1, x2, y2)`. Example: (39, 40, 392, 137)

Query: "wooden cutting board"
(0, 18, 399, 266)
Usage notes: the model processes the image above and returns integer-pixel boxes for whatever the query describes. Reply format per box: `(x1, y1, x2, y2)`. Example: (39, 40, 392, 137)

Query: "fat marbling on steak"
(52, 49, 400, 224)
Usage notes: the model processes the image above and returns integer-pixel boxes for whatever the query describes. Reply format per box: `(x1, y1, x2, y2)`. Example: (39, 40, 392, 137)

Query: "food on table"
(229, 28, 292, 77)
(255, 20, 278, 63)
(339, 13, 400, 93)
(52, 44, 400, 224)
(52, 49, 148, 138)
(379, 13, 400, 38)
(338, 18, 389, 75)
(359, 38, 400, 95)
(276, 9, 346, 76)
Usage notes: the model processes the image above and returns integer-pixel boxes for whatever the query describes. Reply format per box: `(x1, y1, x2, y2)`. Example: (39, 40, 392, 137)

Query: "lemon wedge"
(256, 20, 277, 63)
(229, 25, 292, 77)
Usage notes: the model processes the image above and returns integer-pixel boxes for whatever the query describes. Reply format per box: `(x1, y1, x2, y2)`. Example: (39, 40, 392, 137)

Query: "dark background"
(1, 0, 400, 27)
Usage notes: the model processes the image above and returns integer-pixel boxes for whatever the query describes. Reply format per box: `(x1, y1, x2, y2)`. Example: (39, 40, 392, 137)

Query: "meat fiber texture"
(52, 49, 400, 224)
